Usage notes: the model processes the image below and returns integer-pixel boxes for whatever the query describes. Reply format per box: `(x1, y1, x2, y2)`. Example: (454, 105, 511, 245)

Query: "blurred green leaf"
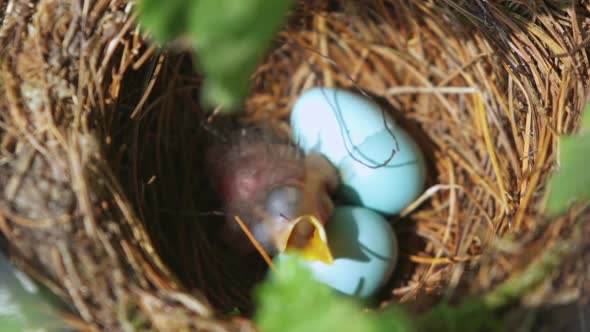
(0, 253, 72, 331)
(254, 256, 413, 332)
(136, 0, 190, 42)
(137, 0, 293, 111)
(254, 256, 510, 332)
(546, 103, 590, 215)
(0, 314, 28, 332)
(417, 299, 502, 332)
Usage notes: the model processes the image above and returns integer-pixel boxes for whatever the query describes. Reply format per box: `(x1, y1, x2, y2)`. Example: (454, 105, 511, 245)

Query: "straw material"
(0, 0, 588, 330)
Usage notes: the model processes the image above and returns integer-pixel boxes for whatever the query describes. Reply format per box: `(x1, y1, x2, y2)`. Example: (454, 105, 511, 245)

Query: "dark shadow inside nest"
(107, 52, 270, 316)
(109, 50, 442, 316)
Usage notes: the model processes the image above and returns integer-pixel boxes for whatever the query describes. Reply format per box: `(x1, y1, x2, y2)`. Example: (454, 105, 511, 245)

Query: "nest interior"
(0, 0, 589, 331)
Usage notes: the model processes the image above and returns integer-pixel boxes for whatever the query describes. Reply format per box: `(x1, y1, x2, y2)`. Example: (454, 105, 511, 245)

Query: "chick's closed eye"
(265, 185, 303, 220)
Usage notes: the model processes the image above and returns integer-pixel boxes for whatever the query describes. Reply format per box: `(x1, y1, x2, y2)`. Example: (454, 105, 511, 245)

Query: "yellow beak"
(275, 215, 334, 264)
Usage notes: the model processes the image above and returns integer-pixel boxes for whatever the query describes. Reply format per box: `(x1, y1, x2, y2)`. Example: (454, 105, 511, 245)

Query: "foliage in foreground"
(254, 257, 502, 332)
(137, 0, 293, 112)
(0, 253, 71, 332)
(546, 103, 590, 214)
(254, 256, 414, 332)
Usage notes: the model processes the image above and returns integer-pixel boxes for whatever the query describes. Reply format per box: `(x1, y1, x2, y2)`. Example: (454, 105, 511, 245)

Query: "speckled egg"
(276, 206, 398, 298)
(291, 87, 427, 215)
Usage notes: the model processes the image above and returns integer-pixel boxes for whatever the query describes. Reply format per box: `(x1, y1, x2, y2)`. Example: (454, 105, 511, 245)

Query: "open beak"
(274, 215, 334, 264)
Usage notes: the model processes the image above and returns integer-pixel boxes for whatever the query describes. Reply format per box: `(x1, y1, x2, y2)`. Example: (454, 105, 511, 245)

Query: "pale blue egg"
(339, 128, 426, 215)
(290, 87, 426, 215)
(291, 87, 398, 165)
(277, 206, 398, 299)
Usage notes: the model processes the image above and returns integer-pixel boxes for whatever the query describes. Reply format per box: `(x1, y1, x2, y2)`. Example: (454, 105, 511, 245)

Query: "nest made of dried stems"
(0, 0, 589, 331)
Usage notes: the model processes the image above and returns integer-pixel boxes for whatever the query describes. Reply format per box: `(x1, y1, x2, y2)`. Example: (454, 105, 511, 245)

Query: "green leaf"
(417, 299, 502, 332)
(136, 0, 293, 111)
(546, 103, 590, 215)
(136, 0, 190, 42)
(254, 256, 414, 332)
(189, 0, 293, 110)
(0, 253, 72, 331)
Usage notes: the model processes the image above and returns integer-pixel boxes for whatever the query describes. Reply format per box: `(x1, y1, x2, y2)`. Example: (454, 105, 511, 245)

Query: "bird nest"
(0, 0, 589, 330)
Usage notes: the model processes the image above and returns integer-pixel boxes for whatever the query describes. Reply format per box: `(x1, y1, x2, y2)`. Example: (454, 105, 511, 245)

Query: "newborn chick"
(205, 128, 339, 257)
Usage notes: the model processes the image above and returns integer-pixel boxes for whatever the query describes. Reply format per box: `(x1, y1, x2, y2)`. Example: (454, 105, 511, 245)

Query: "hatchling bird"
(205, 126, 339, 260)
